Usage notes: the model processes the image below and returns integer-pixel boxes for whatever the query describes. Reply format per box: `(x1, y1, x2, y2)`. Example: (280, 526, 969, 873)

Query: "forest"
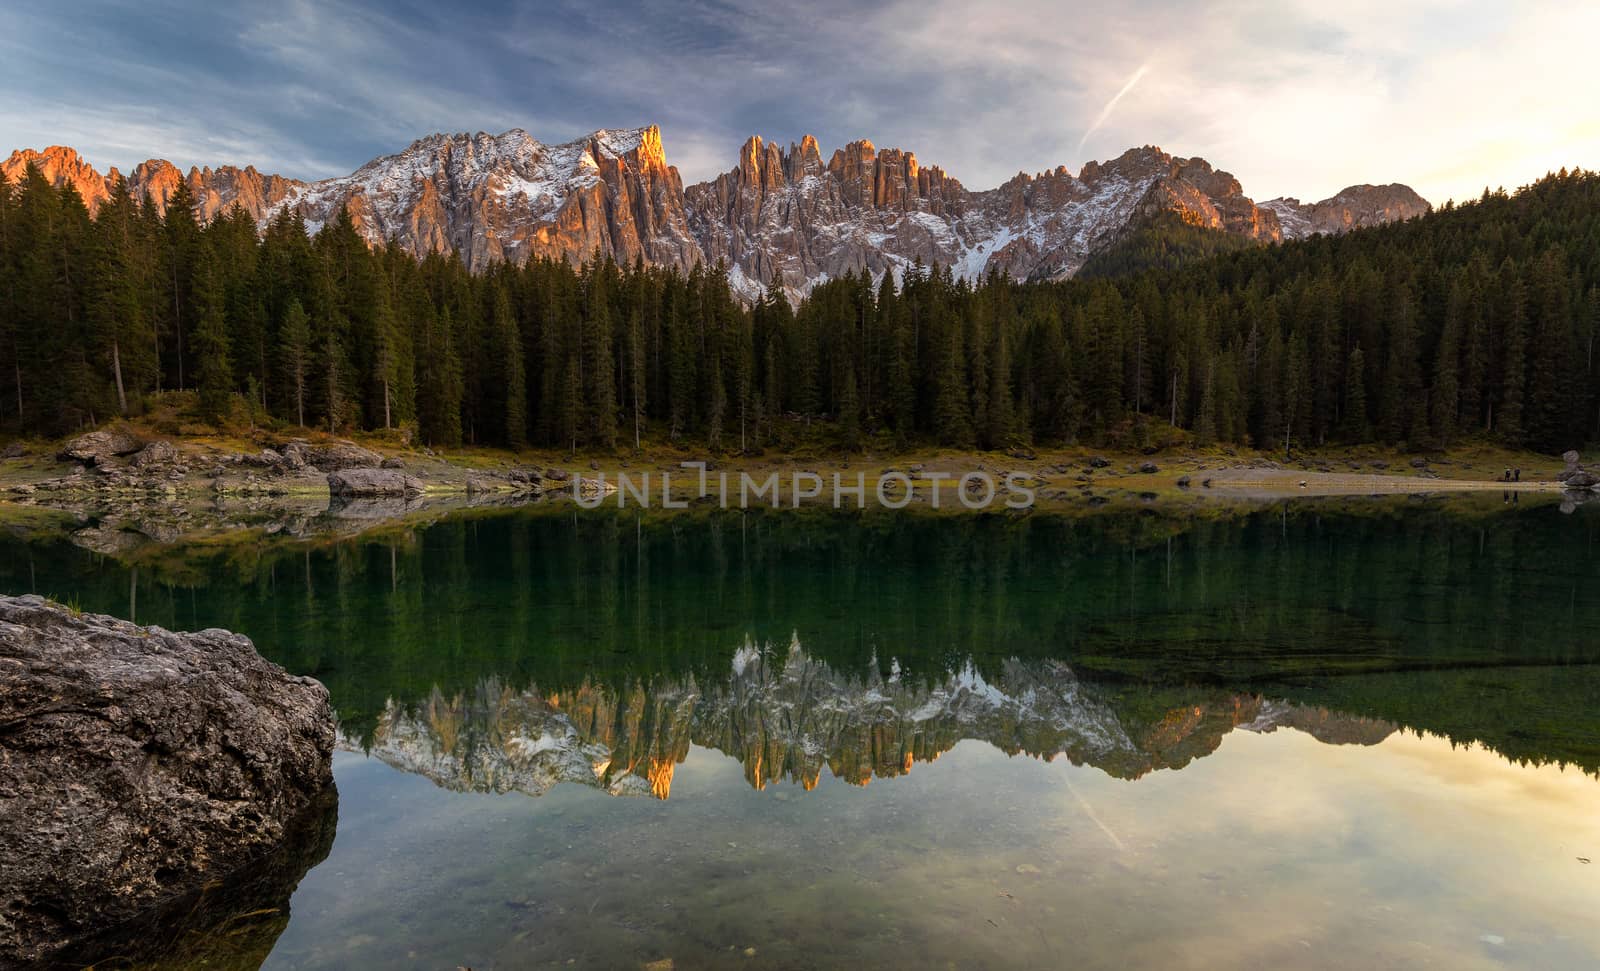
(0, 162, 1596, 454)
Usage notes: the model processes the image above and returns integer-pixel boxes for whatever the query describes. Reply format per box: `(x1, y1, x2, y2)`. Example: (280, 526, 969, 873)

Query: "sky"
(3, 0, 1597, 205)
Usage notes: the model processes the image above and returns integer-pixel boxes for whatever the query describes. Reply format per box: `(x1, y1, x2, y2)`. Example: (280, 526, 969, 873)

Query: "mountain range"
(3, 128, 1430, 302)
(341, 643, 1396, 800)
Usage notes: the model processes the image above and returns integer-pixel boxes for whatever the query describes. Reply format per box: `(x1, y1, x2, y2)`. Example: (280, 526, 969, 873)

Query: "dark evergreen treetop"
(0, 163, 1595, 453)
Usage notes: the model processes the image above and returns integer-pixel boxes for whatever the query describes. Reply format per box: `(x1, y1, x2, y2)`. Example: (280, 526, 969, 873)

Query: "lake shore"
(2, 422, 1585, 494)
(2, 424, 1593, 561)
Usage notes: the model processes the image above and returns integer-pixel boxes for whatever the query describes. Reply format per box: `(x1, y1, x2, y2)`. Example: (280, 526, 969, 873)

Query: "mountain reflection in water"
(4, 497, 1599, 969)
(348, 643, 1399, 799)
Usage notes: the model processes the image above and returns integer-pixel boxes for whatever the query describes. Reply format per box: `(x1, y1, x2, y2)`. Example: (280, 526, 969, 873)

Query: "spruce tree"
(584, 265, 617, 448)
(190, 247, 232, 423)
(837, 358, 860, 450)
(161, 178, 200, 391)
(280, 300, 311, 427)
(1430, 279, 1464, 445)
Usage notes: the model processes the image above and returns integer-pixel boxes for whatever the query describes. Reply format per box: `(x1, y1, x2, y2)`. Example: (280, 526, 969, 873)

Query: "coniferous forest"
(0, 162, 1596, 454)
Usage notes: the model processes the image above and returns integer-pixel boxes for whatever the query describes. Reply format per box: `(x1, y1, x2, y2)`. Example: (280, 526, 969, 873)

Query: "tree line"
(1, 161, 1595, 453)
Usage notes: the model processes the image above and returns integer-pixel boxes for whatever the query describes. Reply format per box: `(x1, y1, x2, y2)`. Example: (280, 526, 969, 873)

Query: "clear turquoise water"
(6, 497, 1599, 969)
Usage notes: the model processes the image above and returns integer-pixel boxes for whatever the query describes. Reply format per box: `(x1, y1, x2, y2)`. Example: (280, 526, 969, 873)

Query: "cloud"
(1078, 62, 1152, 155)
(2, 0, 1596, 205)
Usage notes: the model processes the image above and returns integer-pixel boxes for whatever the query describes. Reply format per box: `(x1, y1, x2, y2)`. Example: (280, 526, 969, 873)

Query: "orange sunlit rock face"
(3, 132, 1427, 306)
(343, 645, 1406, 801)
(647, 757, 677, 800)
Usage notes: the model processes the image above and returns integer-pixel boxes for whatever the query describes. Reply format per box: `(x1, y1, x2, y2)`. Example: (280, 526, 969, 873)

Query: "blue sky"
(4, 0, 1596, 203)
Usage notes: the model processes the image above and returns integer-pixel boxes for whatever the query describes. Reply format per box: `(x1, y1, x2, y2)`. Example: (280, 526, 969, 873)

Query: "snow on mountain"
(4, 129, 1430, 302)
(339, 643, 1397, 800)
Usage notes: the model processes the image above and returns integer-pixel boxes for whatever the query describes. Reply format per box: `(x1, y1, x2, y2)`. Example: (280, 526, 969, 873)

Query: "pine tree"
(1430, 278, 1465, 445)
(1494, 263, 1527, 445)
(418, 304, 464, 447)
(190, 247, 232, 423)
(161, 178, 200, 391)
(280, 299, 311, 427)
(628, 306, 646, 450)
(372, 285, 403, 429)
(837, 357, 860, 450)
(88, 176, 156, 415)
(322, 323, 345, 434)
(1194, 356, 1217, 446)
(933, 305, 974, 447)
(1524, 247, 1574, 450)
(494, 286, 526, 446)
(584, 264, 618, 448)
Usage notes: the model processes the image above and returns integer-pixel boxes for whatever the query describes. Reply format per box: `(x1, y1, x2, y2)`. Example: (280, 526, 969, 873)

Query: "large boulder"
(0, 595, 334, 965)
(128, 440, 178, 469)
(48, 785, 337, 971)
(1565, 470, 1598, 489)
(57, 428, 141, 465)
(327, 468, 424, 498)
(305, 440, 383, 472)
(1558, 450, 1585, 483)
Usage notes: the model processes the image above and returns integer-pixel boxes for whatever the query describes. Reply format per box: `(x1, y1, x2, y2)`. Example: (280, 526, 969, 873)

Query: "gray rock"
(276, 442, 311, 470)
(327, 468, 424, 498)
(1558, 450, 1585, 482)
(0, 595, 334, 965)
(0, 442, 25, 459)
(1139, 462, 1159, 474)
(128, 440, 178, 469)
(49, 785, 336, 971)
(379, 457, 406, 469)
(1088, 456, 1111, 469)
(1564, 470, 1598, 489)
(305, 441, 382, 472)
(57, 429, 141, 465)
(1409, 457, 1428, 469)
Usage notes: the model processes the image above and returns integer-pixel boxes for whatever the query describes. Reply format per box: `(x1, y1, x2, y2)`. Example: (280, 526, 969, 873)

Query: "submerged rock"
(0, 595, 334, 965)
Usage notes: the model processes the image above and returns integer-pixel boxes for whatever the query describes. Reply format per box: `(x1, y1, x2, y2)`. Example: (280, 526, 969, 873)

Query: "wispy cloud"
(1078, 62, 1151, 154)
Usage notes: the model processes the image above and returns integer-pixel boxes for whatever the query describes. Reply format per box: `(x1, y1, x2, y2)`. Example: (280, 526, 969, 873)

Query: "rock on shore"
(0, 595, 335, 965)
(327, 467, 425, 498)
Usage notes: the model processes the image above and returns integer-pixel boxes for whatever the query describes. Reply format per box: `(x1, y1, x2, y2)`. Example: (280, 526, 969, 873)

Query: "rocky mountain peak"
(341, 647, 1399, 800)
(2, 145, 112, 211)
(6, 127, 1430, 302)
(1261, 182, 1431, 239)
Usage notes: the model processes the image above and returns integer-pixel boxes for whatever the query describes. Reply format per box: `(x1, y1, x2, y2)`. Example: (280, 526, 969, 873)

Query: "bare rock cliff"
(4, 129, 1430, 302)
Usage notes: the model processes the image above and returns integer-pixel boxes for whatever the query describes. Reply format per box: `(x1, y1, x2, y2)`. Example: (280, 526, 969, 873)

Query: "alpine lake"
(4, 493, 1598, 970)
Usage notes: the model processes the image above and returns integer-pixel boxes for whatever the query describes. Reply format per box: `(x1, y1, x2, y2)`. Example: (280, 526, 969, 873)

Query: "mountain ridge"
(2, 129, 1431, 301)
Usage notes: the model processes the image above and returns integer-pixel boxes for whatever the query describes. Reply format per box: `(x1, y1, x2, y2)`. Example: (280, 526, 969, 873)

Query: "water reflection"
(351, 642, 1401, 800)
(266, 724, 1600, 970)
(3, 497, 1599, 969)
(43, 785, 337, 971)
